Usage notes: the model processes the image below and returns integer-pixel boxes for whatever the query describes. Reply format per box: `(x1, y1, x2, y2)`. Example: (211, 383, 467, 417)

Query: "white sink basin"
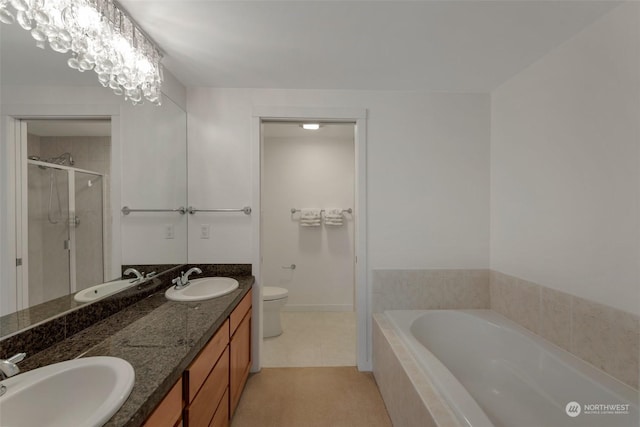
(74, 279, 136, 303)
(0, 356, 134, 427)
(165, 277, 239, 302)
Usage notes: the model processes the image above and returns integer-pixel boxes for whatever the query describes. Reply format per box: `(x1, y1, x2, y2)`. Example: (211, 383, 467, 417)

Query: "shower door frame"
(10, 118, 109, 312)
(2, 106, 121, 317)
(22, 159, 107, 303)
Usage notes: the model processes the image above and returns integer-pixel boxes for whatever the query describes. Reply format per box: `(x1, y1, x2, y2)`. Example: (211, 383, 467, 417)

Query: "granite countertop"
(19, 276, 254, 427)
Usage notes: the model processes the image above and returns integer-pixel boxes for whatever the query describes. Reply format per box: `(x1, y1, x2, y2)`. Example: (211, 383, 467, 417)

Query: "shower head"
(45, 152, 74, 166)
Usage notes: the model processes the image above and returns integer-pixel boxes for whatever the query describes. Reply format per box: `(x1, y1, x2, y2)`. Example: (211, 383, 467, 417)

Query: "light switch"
(200, 224, 210, 239)
(164, 224, 175, 239)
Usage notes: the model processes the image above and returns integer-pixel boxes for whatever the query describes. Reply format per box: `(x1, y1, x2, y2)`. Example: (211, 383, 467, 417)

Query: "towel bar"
(122, 206, 187, 215)
(188, 206, 252, 215)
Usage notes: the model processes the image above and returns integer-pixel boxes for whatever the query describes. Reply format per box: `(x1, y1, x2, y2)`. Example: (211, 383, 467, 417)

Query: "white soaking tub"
(385, 310, 639, 427)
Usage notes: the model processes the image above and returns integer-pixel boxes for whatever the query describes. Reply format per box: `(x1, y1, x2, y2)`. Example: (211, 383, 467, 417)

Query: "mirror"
(0, 21, 187, 338)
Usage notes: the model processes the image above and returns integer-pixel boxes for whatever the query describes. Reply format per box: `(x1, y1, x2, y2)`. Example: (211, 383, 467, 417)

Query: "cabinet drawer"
(184, 318, 229, 403)
(209, 388, 229, 427)
(144, 378, 183, 427)
(230, 290, 252, 336)
(185, 346, 230, 427)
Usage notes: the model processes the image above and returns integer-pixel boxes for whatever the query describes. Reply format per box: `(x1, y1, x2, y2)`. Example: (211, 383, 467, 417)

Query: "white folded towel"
(323, 208, 344, 226)
(300, 209, 322, 227)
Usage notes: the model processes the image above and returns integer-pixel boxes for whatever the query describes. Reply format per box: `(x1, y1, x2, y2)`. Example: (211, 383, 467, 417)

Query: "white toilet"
(263, 286, 288, 338)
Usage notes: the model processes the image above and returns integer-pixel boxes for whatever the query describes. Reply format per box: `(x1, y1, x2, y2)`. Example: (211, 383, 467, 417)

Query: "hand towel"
(323, 208, 344, 226)
(300, 208, 322, 227)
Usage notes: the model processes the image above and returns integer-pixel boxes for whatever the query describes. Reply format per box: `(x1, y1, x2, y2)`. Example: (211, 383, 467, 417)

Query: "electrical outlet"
(200, 224, 210, 239)
(164, 224, 175, 239)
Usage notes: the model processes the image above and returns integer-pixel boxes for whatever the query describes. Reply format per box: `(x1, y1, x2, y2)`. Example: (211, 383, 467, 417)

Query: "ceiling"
(1, 1, 621, 92)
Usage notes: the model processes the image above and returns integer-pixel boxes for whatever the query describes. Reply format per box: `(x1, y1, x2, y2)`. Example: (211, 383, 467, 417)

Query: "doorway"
(261, 121, 356, 367)
(251, 107, 368, 371)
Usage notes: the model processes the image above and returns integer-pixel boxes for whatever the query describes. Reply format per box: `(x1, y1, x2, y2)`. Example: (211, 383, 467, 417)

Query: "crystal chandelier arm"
(0, 0, 164, 106)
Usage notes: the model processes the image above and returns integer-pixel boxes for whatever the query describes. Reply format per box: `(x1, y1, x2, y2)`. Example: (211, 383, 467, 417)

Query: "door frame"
(251, 107, 370, 371)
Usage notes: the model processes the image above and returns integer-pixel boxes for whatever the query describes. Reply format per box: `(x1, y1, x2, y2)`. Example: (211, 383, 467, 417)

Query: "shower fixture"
(29, 153, 75, 168)
(28, 153, 74, 224)
(46, 167, 63, 225)
(46, 152, 75, 167)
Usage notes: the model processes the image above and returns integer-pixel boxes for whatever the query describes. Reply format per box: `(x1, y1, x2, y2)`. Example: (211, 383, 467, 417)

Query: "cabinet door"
(144, 378, 183, 427)
(185, 346, 230, 427)
(230, 310, 251, 416)
(209, 388, 230, 427)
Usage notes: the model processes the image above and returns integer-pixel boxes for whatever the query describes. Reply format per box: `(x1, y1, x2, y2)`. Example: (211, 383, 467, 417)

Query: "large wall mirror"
(0, 20, 187, 338)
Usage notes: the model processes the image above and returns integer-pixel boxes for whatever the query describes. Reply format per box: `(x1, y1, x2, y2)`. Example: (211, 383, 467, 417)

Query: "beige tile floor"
(231, 367, 392, 427)
(262, 311, 356, 367)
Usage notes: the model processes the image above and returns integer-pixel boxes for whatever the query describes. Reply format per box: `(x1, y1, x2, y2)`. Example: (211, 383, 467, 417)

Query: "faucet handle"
(6, 353, 26, 364)
(145, 271, 157, 279)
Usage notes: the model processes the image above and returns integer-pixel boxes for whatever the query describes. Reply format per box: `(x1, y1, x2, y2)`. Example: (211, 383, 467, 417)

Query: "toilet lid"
(264, 286, 288, 301)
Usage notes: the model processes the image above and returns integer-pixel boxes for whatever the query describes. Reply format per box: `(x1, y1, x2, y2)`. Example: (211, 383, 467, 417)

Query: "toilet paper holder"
(281, 264, 296, 270)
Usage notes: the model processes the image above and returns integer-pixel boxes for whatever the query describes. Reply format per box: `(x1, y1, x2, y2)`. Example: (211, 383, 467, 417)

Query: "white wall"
(262, 128, 355, 311)
(187, 89, 491, 269)
(120, 99, 188, 265)
(491, 2, 640, 315)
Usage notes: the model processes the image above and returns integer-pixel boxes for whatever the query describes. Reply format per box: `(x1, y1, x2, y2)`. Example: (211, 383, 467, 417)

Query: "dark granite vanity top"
(18, 276, 254, 427)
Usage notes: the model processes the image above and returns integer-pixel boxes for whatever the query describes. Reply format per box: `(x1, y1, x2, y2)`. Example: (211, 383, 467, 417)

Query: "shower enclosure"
(25, 156, 105, 307)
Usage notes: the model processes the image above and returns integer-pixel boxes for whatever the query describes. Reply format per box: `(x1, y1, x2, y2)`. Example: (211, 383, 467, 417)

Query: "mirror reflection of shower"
(23, 119, 111, 308)
(28, 153, 75, 225)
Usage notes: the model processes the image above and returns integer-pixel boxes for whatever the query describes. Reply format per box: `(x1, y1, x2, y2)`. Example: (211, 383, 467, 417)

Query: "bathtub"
(384, 310, 639, 427)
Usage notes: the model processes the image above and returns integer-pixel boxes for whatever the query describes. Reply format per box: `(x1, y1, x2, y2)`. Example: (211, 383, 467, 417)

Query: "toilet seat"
(263, 286, 288, 301)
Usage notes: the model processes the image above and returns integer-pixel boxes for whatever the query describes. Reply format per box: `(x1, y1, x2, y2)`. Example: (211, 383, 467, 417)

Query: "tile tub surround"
(372, 269, 490, 313)
(372, 314, 460, 427)
(490, 271, 640, 389)
(13, 277, 254, 427)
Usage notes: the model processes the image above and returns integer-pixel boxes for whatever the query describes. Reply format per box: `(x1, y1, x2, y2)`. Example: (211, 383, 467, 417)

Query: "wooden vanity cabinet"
(144, 289, 252, 427)
(229, 290, 252, 417)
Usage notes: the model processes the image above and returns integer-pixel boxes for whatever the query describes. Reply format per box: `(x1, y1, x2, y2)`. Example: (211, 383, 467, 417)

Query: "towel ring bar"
(189, 206, 252, 215)
(122, 206, 187, 215)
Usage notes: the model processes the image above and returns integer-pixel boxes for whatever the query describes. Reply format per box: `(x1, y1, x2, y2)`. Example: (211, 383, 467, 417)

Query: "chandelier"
(0, 0, 163, 105)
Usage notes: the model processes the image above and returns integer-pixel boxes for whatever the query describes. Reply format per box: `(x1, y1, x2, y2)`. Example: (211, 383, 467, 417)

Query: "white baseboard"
(282, 304, 354, 312)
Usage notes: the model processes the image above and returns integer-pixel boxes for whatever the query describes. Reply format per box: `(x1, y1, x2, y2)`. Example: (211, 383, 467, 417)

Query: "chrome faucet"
(0, 353, 26, 396)
(123, 268, 144, 283)
(172, 267, 202, 290)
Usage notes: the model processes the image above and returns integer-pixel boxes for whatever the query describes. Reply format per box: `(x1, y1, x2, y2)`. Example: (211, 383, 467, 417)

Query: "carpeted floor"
(231, 367, 393, 427)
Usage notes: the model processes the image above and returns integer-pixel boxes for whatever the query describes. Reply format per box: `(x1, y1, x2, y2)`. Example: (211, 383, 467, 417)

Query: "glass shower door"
(73, 171, 105, 291)
(27, 164, 71, 306)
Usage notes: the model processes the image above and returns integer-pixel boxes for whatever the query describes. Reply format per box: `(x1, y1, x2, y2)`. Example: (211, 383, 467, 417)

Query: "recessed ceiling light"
(301, 123, 320, 130)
